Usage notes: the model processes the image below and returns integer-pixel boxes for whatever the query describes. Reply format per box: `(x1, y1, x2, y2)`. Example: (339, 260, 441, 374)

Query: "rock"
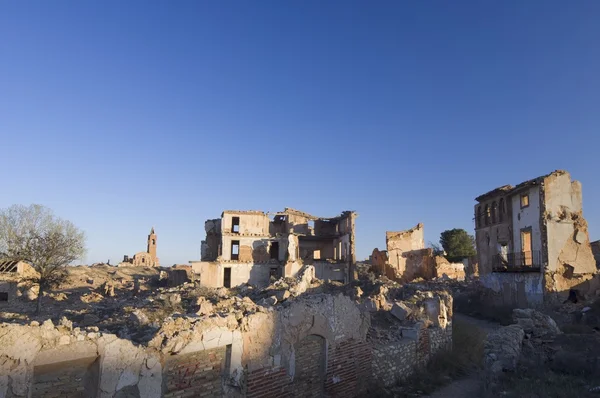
(58, 335, 71, 345)
(41, 319, 54, 330)
(51, 292, 68, 301)
(391, 301, 412, 321)
(82, 314, 100, 326)
(258, 296, 277, 307)
(167, 293, 181, 306)
(30, 321, 40, 327)
(86, 278, 94, 284)
(80, 292, 104, 303)
(102, 282, 115, 297)
(216, 287, 229, 298)
(512, 309, 561, 338)
(362, 298, 378, 312)
(353, 286, 363, 299)
(484, 324, 524, 381)
(196, 300, 214, 316)
(59, 317, 73, 331)
(24, 287, 38, 301)
(273, 290, 290, 302)
(130, 310, 150, 326)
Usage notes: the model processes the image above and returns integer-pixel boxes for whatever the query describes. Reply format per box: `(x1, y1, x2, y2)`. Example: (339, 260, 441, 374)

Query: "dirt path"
(426, 314, 501, 398)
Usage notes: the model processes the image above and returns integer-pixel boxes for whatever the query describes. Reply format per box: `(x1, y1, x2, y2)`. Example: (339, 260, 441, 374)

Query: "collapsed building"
(0, 265, 452, 398)
(371, 223, 465, 282)
(190, 208, 357, 288)
(474, 170, 598, 307)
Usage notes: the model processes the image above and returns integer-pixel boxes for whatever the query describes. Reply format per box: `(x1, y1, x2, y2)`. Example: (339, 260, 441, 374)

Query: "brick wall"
(293, 335, 326, 397)
(324, 338, 371, 397)
(371, 339, 417, 386)
(246, 327, 451, 398)
(32, 357, 99, 398)
(246, 367, 291, 398)
(164, 347, 225, 398)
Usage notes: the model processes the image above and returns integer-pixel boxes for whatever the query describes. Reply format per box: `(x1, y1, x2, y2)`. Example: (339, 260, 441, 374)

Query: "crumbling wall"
(201, 219, 221, 261)
(386, 224, 425, 267)
(480, 272, 544, 308)
(221, 212, 269, 235)
(541, 172, 596, 301)
(370, 248, 387, 275)
(592, 240, 600, 268)
(433, 256, 466, 280)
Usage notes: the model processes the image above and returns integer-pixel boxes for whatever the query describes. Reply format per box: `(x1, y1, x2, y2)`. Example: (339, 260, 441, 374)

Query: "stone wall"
(0, 291, 452, 398)
(371, 340, 416, 386)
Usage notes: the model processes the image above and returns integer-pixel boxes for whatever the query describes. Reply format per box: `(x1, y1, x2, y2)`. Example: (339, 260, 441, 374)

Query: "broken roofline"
(474, 170, 570, 202)
(220, 208, 356, 221)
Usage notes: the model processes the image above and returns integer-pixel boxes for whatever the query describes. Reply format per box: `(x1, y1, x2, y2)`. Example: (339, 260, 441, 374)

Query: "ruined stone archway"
(291, 334, 327, 397)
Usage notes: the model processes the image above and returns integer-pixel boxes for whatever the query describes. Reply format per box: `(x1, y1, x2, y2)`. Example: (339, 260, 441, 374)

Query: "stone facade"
(190, 208, 357, 288)
(120, 228, 160, 267)
(474, 170, 597, 306)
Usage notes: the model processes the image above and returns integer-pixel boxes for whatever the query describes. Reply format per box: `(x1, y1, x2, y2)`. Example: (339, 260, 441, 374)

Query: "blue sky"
(1, 1, 599, 265)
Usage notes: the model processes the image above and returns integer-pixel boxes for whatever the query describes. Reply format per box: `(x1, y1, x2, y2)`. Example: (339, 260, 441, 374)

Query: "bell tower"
(147, 227, 157, 262)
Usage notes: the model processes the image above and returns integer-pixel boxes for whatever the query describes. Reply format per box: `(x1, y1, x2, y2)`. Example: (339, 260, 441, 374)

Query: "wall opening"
(224, 344, 232, 374)
(270, 241, 279, 260)
(231, 240, 239, 261)
(223, 268, 232, 288)
(491, 201, 498, 223)
(521, 193, 530, 208)
(0, 292, 8, 302)
(313, 249, 321, 260)
(232, 217, 240, 234)
(499, 198, 505, 222)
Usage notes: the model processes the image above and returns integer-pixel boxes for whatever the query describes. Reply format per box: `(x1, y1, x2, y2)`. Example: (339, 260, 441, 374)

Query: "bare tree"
(0, 204, 86, 314)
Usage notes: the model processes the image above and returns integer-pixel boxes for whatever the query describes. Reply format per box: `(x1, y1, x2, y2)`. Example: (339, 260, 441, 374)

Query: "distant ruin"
(371, 223, 466, 282)
(190, 208, 357, 288)
(120, 227, 160, 267)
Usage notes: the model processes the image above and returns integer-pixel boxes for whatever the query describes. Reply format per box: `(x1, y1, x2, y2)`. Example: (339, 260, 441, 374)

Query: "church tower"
(147, 227, 157, 262)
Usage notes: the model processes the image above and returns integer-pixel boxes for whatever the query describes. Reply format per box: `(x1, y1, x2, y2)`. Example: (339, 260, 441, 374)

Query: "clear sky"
(1, 1, 599, 265)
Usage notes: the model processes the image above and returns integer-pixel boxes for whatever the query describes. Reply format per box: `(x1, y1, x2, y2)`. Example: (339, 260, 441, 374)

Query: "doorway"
(521, 228, 532, 266)
(223, 268, 231, 288)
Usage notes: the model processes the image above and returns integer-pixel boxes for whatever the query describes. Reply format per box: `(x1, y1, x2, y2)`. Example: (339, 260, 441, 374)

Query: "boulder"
(130, 310, 150, 326)
(390, 301, 412, 321)
(273, 290, 290, 302)
(512, 309, 561, 338)
(484, 324, 524, 380)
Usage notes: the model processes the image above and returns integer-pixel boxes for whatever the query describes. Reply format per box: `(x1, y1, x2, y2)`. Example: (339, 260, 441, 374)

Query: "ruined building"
(474, 170, 597, 306)
(371, 223, 465, 282)
(120, 227, 160, 267)
(190, 208, 356, 288)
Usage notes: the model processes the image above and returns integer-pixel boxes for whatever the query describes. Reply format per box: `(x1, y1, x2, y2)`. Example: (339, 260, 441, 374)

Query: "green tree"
(439, 228, 476, 262)
(0, 204, 87, 314)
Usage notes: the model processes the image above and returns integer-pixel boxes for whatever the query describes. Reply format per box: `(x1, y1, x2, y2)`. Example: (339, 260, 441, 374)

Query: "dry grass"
(487, 367, 600, 398)
(391, 317, 487, 397)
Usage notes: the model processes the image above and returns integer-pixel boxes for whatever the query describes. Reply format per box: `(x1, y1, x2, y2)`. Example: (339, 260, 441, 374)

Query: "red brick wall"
(164, 347, 225, 398)
(246, 367, 291, 398)
(325, 338, 371, 397)
(246, 337, 371, 398)
(293, 335, 326, 397)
